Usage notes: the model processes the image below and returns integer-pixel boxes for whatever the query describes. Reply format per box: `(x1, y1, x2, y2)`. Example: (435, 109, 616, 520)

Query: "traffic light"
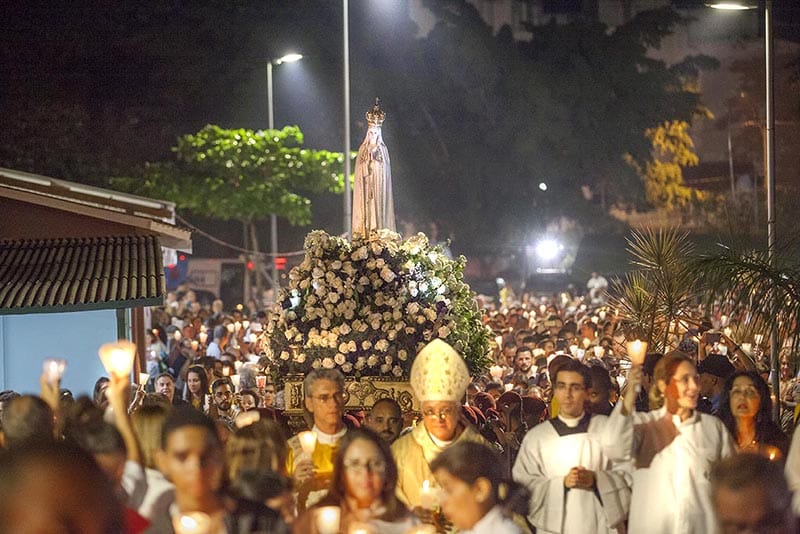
(274, 257, 287, 271)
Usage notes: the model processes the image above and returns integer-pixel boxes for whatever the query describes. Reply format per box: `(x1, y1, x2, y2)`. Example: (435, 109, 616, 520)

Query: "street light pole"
(266, 53, 303, 293)
(343, 0, 352, 238)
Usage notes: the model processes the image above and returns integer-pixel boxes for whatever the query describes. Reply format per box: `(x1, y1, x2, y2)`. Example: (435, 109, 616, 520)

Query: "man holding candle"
(286, 368, 348, 512)
(513, 359, 631, 534)
(391, 339, 489, 509)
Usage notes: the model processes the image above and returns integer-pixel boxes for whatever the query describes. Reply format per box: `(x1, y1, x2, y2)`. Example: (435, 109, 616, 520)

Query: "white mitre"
(410, 339, 470, 402)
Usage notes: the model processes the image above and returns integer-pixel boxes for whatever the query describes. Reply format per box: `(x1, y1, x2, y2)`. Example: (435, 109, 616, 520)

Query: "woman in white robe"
(609, 351, 735, 534)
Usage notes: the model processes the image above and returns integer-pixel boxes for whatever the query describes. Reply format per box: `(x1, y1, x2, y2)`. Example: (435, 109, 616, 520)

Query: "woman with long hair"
(717, 370, 788, 458)
(615, 350, 736, 534)
(431, 441, 529, 533)
(183, 365, 208, 411)
(294, 428, 417, 533)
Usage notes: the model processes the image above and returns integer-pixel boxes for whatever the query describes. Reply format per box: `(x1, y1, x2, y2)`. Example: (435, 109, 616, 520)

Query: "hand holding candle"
(626, 339, 648, 394)
(298, 430, 317, 456)
(172, 512, 211, 534)
(419, 479, 437, 510)
(314, 506, 341, 534)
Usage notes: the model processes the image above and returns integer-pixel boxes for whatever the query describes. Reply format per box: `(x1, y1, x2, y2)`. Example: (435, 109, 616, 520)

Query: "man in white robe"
(513, 360, 631, 533)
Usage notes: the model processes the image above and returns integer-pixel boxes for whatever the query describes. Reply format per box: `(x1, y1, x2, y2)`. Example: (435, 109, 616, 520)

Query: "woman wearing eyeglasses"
(717, 370, 788, 458)
(294, 428, 417, 533)
(614, 350, 736, 534)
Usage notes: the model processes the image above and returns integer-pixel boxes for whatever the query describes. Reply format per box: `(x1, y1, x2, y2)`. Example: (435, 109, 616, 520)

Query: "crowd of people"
(2, 282, 800, 533)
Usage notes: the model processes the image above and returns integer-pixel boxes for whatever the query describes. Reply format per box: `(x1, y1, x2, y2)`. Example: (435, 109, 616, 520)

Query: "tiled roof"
(0, 235, 165, 315)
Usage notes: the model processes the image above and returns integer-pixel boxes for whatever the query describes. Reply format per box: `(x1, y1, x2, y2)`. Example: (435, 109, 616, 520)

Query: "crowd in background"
(1, 276, 800, 533)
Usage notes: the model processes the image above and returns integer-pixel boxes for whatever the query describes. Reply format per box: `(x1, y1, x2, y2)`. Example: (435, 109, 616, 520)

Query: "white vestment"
(605, 403, 735, 534)
(784, 428, 800, 514)
(512, 413, 631, 534)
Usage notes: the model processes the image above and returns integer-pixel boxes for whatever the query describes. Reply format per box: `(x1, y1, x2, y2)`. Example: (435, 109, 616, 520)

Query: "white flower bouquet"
(260, 229, 490, 380)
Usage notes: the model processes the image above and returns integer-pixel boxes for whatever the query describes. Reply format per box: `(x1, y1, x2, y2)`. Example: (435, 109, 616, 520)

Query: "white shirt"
(462, 506, 522, 534)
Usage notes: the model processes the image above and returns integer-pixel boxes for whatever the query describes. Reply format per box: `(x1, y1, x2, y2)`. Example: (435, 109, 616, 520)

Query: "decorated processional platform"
(257, 100, 490, 422)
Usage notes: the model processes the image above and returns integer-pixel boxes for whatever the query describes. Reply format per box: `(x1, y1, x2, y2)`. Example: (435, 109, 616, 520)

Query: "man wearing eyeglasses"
(391, 339, 489, 509)
(287, 368, 348, 512)
(513, 359, 631, 534)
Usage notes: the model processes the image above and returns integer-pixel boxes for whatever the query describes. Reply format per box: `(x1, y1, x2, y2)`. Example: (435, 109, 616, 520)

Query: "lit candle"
(242, 320, 250, 331)
(198, 331, 208, 345)
(720, 314, 728, 326)
(724, 327, 732, 338)
(234, 361, 244, 372)
(599, 310, 607, 320)
(582, 338, 591, 349)
(298, 430, 317, 456)
(173, 330, 182, 341)
(314, 506, 341, 534)
(256, 375, 267, 389)
(495, 335, 503, 347)
(98, 340, 136, 380)
(754, 334, 764, 346)
(200, 324, 207, 333)
(569, 345, 579, 357)
(226, 323, 235, 334)
(419, 479, 437, 509)
(234, 321, 242, 332)
(741, 343, 752, 354)
(172, 512, 211, 534)
(626, 339, 648, 366)
(593, 346, 605, 358)
(539, 304, 547, 314)
(138, 372, 150, 385)
(230, 374, 240, 389)
(576, 349, 585, 361)
(42, 358, 67, 385)
(347, 522, 374, 534)
(591, 316, 599, 324)
(191, 340, 199, 351)
(504, 383, 514, 391)
(222, 367, 231, 377)
(489, 365, 503, 380)
(580, 304, 587, 311)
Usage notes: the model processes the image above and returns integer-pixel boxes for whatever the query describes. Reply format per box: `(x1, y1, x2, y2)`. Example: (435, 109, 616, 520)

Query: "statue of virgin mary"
(351, 99, 396, 238)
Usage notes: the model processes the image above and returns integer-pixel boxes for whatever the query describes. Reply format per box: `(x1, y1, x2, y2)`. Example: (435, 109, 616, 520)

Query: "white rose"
(322, 358, 335, 369)
(375, 339, 389, 352)
(286, 311, 297, 321)
(358, 276, 370, 286)
(398, 349, 408, 361)
(312, 267, 324, 279)
(348, 340, 358, 352)
(331, 260, 342, 270)
(370, 241, 384, 256)
(296, 353, 307, 364)
(367, 355, 379, 367)
(416, 316, 426, 324)
(424, 308, 437, 321)
(280, 351, 290, 360)
(376, 258, 385, 268)
(392, 365, 403, 377)
(355, 357, 367, 370)
(351, 246, 368, 261)
(339, 323, 351, 335)
(358, 322, 368, 333)
(366, 259, 377, 270)
(387, 330, 397, 340)
(423, 329, 433, 341)
(438, 326, 452, 338)
(384, 355, 393, 365)
(380, 266, 396, 283)
(407, 302, 420, 315)
(342, 362, 353, 373)
(380, 363, 392, 374)
(311, 359, 321, 369)
(362, 340, 373, 350)
(405, 327, 416, 335)
(334, 353, 346, 365)
(370, 320, 381, 331)
(338, 342, 349, 354)
(392, 310, 402, 320)
(328, 292, 340, 303)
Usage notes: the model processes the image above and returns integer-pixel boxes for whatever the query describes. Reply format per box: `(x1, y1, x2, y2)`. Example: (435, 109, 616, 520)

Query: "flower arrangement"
(260, 229, 490, 380)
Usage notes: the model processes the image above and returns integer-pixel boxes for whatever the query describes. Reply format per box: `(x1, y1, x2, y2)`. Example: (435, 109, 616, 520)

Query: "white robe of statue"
(351, 100, 395, 238)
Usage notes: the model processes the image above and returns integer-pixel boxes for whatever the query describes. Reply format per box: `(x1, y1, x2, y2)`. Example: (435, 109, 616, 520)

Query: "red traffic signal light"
(274, 257, 287, 271)
(246, 260, 255, 271)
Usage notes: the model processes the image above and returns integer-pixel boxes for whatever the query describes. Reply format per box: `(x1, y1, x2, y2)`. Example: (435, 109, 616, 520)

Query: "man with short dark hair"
(365, 397, 403, 443)
(152, 406, 287, 532)
(0, 395, 54, 448)
(210, 378, 235, 426)
(513, 359, 630, 533)
(514, 346, 536, 380)
(155, 373, 186, 406)
(712, 453, 796, 533)
(697, 353, 735, 415)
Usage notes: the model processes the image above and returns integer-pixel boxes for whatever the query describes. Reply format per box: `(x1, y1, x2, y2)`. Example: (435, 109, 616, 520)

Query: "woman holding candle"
(432, 441, 528, 533)
(717, 370, 788, 458)
(294, 428, 417, 534)
(613, 350, 736, 534)
(183, 365, 209, 411)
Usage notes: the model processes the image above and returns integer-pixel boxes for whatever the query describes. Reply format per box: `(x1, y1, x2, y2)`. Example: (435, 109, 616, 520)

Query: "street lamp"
(266, 52, 303, 291)
(343, 0, 352, 238)
(708, 0, 778, 419)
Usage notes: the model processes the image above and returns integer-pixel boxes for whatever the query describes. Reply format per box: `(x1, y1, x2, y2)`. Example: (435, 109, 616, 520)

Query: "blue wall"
(0, 309, 121, 396)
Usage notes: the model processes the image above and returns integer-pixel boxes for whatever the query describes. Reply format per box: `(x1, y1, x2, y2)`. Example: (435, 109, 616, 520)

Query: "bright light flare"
(707, 2, 756, 10)
(535, 239, 561, 260)
(276, 53, 303, 64)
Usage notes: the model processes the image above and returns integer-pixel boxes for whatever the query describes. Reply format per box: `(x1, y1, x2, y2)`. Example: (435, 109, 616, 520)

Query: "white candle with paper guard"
(314, 506, 340, 534)
(138, 372, 149, 385)
(198, 331, 208, 345)
(754, 334, 764, 345)
(419, 479, 437, 509)
(626, 339, 648, 393)
(172, 512, 211, 534)
(593, 346, 605, 358)
(489, 365, 503, 380)
(42, 358, 67, 385)
(298, 430, 317, 455)
(242, 320, 250, 331)
(98, 340, 136, 380)
(230, 374, 240, 389)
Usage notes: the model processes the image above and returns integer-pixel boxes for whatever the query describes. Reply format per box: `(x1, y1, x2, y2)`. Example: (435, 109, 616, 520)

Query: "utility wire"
(176, 215, 305, 257)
